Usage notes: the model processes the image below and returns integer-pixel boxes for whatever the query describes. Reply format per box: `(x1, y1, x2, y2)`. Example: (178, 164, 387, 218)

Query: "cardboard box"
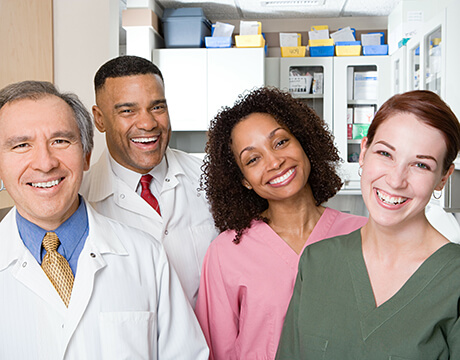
(352, 123, 371, 139)
(354, 106, 375, 123)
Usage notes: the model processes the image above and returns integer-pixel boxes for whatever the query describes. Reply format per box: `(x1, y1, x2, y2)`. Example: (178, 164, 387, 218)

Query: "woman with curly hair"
(195, 87, 367, 360)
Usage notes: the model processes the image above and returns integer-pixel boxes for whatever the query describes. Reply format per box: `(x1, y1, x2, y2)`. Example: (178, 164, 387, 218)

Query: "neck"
(262, 186, 325, 246)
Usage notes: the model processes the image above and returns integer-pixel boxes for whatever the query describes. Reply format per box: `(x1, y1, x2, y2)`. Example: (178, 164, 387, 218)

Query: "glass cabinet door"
(333, 56, 391, 192)
(424, 26, 442, 95)
(279, 57, 333, 132)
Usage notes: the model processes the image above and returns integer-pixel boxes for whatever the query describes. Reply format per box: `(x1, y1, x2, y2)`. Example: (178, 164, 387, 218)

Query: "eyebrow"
(114, 99, 167, 110)
(238, 127, 284, 158)
(375, 140, 438, 163)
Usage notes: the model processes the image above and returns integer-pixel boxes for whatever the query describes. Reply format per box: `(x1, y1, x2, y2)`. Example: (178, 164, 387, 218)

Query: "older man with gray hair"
(0, 80, 208, 359)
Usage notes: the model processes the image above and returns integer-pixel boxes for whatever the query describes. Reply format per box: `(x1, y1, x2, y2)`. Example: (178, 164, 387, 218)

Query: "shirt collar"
(109, 151, 168, 191)
(16, 195, 89, 263)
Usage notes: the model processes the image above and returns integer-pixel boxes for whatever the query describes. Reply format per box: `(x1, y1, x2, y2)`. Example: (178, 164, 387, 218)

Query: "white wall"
(53, 0, 120, 163)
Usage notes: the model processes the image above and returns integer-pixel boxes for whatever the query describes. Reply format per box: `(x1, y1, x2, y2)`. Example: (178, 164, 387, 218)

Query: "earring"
(433, 190, 442, 199)
(358, 166, 362, 177)
(246, 185, 252, 190)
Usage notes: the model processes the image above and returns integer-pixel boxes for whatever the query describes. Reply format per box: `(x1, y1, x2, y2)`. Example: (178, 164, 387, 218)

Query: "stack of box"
(280, 33, 305, 57)
(235, 21, 265, 48)
(205, 21, 234, 48)
(308, 26, 334, 57)
(332, 27, 361, 56)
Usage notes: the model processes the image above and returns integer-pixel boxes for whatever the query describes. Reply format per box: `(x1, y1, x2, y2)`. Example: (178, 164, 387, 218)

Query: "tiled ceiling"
(154, 0, 402, 20)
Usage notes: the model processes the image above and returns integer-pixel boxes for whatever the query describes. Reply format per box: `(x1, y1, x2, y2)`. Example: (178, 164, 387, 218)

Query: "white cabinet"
(333, 56, 391, 192)
(207, 48, 265, 120)
(152, 48, 265, 132)
(152, 49, 208, 131)
(279, 57, 334, 131)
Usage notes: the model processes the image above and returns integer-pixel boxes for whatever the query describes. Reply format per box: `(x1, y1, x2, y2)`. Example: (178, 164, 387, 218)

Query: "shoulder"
(87, 204, 164, 255)
(167, 148, 204, 177)
(207, 220, 269, 252)
(324, 207, 368, 228)
(301, 229, 360, 265)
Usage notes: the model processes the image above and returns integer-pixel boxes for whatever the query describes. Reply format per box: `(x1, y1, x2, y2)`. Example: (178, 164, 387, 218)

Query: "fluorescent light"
(261, 0, 326, 6)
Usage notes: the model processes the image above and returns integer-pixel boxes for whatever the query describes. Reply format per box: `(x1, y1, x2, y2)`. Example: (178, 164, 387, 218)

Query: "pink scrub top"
(195, 207, 368, 360)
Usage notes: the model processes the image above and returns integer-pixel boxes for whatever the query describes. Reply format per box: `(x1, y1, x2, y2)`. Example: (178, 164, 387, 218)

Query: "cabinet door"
(152, 49, 208, 131)
(207, 48, 265, 120)
(333, 56, 391, 192)
(390, 45, 407, 95)
(406, 37, 421, 91)
(279, 57, 333, 132)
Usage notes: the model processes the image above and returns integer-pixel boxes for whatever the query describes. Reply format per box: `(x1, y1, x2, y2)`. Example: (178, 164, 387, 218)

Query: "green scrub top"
(276, 229, 460, 360)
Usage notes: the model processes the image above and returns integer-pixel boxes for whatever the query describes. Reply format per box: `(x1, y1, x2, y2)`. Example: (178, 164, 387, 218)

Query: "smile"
(131, 136, 158, 144)
(29, 178, 62, 188)
(376, 189, 408, 205)
(269, 168, 295, 185)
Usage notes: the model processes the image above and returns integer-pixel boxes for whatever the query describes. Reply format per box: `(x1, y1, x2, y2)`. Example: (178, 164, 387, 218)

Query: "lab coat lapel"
(0, 210, 69, 315)
(61, 204, 128, 356)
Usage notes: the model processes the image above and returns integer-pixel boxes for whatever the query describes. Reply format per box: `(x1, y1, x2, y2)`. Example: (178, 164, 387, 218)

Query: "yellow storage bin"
(308, 38, 334, 47)
(235, 34, 265, 48)
(281, 46, 306, 57)
(336, 45, 361, 56)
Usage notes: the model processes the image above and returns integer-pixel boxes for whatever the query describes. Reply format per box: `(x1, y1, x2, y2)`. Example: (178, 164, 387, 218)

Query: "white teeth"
(132, 137, 157, 143)
(31, 179, 60, 188)
(269, 168, 295, 185)
(376, 190, 407, 205)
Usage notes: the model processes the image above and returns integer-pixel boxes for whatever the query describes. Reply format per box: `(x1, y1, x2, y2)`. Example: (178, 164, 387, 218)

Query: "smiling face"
(0, 96, 90, 230)
(231, 112, 312, 202)
(359, 112, 453, 229)
(93, 74, 171, 174)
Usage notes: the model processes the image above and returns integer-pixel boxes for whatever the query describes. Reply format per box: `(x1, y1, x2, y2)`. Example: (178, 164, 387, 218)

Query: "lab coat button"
(22, 262, 27, 268)
(165, 178, 170, 182)
(197, 192, 201, 197)
(90, 253, 96, 258)
(164, 230, 169, 235)
(120, 194, 125, 199)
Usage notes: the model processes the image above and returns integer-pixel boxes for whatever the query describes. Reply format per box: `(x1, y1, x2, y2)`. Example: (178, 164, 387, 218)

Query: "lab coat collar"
(0, 202, 128, 272)
(84, 147, 193, 203)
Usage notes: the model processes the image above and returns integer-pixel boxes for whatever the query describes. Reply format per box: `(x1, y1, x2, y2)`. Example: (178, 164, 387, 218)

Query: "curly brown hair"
(201, 86, 343, 243)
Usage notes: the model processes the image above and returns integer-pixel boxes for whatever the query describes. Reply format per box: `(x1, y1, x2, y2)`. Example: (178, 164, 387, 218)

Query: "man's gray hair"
(0, 81, 94, 156)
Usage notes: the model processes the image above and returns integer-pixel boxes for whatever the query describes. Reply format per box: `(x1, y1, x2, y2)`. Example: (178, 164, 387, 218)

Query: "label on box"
(354, 106, 375, 123)
(354, 71, 378, 100)
(312, 73, 323, 95)
(347, 123, 353, 140)
(352, 124, 370, 139)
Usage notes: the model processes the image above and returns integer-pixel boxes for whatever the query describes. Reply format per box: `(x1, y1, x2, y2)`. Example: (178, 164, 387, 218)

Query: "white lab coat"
(0, 203, 209, 360)
(81, 148, 218, 307)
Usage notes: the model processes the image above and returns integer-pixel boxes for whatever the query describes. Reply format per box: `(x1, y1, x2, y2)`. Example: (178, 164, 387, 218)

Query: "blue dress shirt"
(17, 195, 89, 276)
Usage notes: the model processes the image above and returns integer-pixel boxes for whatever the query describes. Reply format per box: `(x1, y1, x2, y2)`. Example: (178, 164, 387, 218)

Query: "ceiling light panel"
(261, 0, 326, 6)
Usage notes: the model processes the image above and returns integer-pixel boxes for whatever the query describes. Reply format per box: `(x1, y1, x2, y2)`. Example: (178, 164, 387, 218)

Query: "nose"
(266, 151, 284, 171)
(31, 144, 59, 173)
(385, 164, 409, 189)
(136, 110, 158, 131)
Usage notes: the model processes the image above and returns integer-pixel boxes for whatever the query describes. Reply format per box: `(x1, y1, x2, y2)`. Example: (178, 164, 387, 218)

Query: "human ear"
(92, 105, 106, 133)
(242, 178, 252, 190)
(358, 137, 369, 167)
(435, 164, 455, 191)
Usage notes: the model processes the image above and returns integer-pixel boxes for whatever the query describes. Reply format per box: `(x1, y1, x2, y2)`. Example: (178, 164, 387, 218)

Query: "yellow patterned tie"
(41, 232, 74, 307)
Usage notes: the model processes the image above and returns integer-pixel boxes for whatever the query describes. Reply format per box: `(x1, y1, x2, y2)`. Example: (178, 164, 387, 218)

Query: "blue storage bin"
(162, 8, 212, 48)
(310, 46, 334, 57)
(205, 36, 232, 48)
(335, 41, 361, 46)
(363, 44, 389, 56)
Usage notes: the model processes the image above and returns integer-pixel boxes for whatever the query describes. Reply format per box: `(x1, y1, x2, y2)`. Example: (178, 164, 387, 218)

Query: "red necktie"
(140, 174, 161, 216)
